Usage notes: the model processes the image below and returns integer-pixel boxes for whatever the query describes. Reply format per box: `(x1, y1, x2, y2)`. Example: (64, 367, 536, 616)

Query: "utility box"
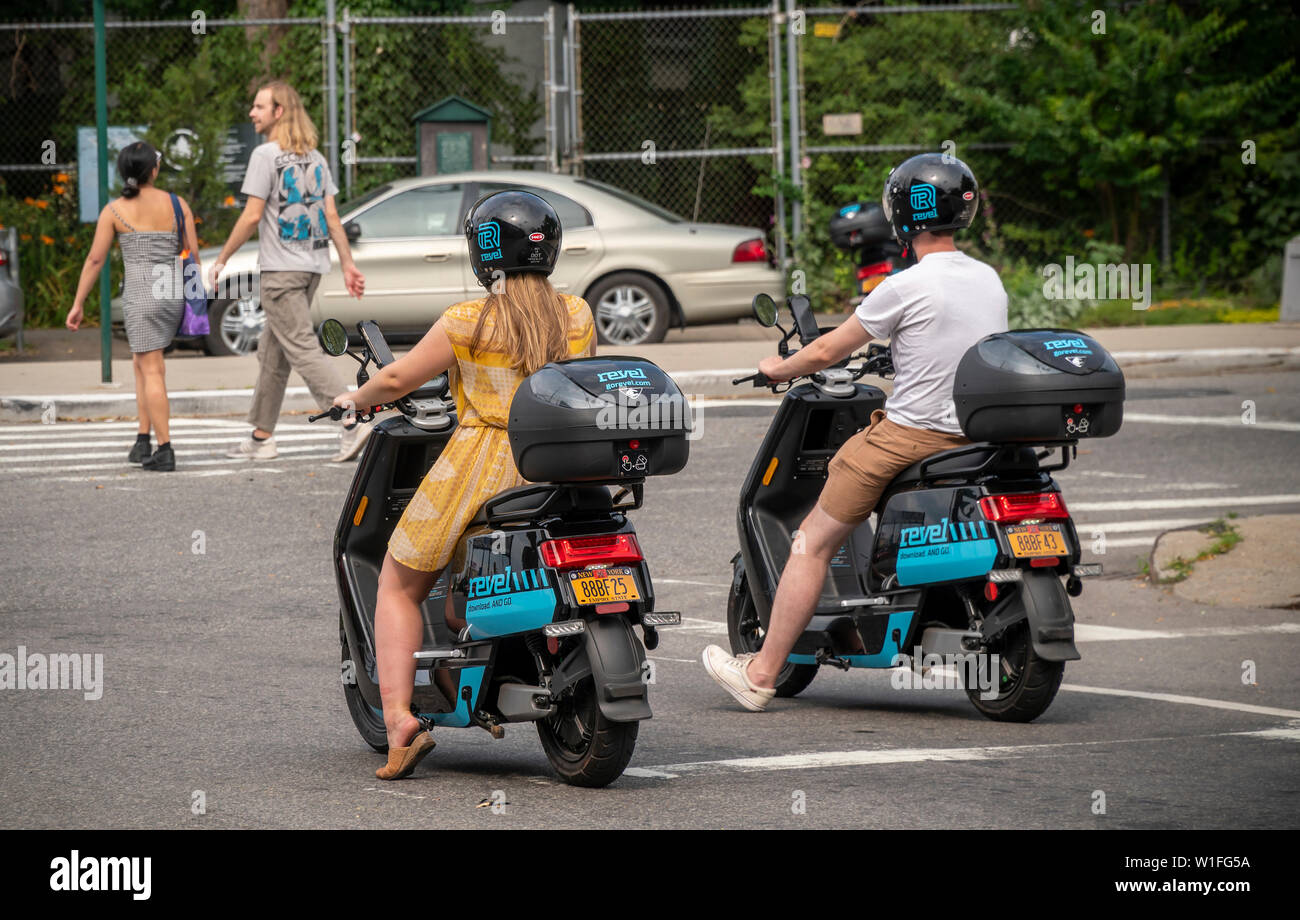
(413, 96, 492, 176)
(1283, 236, 1300, 322)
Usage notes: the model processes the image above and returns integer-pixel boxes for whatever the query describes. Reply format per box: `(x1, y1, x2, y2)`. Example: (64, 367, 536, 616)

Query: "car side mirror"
(317, 318, 348, 356)
(344, 222, 361, 242)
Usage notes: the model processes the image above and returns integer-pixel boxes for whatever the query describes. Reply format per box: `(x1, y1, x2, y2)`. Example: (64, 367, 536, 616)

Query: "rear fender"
(581, 616, 652, 722)
(985, 571, 1080, 661)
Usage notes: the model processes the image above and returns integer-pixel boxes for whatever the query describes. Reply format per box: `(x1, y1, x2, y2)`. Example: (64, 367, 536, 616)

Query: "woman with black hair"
(67, 141, 200, 471)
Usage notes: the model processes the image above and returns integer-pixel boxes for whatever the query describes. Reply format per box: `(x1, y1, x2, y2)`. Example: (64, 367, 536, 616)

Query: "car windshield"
(575, 179, 683, 223)
(339, 183, 393, 219)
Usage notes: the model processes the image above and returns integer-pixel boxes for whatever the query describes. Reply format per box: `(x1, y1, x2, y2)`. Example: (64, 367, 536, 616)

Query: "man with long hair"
(209, 81, 368, 462)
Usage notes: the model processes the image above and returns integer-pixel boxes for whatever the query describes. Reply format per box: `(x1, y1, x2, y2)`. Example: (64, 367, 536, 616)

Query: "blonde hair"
(260, 81, 318, 155)
(470, 273, 572, 375)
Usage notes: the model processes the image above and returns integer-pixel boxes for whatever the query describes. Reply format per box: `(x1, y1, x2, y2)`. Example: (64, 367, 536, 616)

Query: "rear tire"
(341, 615, 389, 752)
(727, 575, 818, 697)
(965, 619, 1064, 722)
(537, 676, 638, 787)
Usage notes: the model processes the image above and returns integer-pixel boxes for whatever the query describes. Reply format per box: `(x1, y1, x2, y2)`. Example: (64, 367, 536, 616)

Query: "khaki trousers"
(247, 271, 347, 433)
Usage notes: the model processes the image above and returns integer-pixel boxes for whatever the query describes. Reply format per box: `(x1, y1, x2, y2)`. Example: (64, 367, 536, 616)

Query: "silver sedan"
(163, 170, 782, 354)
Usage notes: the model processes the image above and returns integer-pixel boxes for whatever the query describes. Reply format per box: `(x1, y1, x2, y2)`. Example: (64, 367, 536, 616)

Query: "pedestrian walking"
(67, 141, 197, 471)
(208, 80, 367, 462)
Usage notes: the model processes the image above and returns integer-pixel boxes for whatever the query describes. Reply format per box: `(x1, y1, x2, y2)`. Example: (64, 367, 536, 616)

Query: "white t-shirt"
(241, 142, 338, 274)
(854, 249, 1008, 434)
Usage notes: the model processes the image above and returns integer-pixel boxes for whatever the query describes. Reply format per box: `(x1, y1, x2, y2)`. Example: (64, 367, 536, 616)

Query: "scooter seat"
(889, 443, 1040, 489)
(469, 484, 613, 527)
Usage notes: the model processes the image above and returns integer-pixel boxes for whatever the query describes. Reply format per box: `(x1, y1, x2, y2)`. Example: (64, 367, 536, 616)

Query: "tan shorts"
(818, 409, 971, 526)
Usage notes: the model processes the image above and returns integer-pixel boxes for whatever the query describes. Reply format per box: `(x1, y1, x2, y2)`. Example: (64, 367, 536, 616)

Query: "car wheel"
(204, 286, 264, 356)
(588, 273, 671, 346)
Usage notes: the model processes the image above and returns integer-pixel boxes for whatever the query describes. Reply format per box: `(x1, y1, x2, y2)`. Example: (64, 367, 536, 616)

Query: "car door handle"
(563, 245, 588, 254)
(424, 253, 450, 262)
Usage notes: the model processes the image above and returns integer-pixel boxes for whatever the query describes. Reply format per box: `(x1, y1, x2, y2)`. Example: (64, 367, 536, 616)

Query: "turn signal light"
(978, 492, 1069, 523)
(540, 534, 643, 570)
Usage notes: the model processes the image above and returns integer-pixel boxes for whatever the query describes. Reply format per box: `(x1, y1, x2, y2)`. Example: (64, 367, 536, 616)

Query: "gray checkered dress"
(110, 203, 185, 353)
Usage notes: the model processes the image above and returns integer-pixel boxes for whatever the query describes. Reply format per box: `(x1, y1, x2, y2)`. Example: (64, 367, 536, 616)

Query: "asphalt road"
(1, 369, 1298, 828)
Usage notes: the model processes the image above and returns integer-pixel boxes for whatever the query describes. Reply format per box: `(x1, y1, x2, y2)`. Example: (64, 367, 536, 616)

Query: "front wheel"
(341, 615, 389, 752)
(204, 285, 264, 356)
(537, 676, 638, 787)
(727, 575, 818, 697)
(965, 619, 1064, 722)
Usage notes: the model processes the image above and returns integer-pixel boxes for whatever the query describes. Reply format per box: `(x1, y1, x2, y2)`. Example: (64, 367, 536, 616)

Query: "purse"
(170, 192, 210, 336)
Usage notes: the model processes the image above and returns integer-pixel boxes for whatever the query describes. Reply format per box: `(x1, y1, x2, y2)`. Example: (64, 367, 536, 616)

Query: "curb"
(3, 347, 1296, 422)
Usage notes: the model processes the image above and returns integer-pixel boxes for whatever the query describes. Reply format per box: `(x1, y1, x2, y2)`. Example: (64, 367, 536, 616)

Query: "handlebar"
(731, 347, 893, 391)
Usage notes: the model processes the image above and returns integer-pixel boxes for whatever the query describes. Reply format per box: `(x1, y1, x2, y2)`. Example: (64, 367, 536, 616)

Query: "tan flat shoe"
(375, 730, 436, 781)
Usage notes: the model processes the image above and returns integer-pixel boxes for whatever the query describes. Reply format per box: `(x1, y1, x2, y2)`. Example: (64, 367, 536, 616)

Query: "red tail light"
(856, 261, 890, 280)
(979, 492, 1069, 523)
(732, 238, 767, 262)
(540, 534, 643, 570)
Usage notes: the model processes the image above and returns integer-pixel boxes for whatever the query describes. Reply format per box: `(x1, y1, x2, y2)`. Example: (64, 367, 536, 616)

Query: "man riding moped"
(703, 153, 1010, 711)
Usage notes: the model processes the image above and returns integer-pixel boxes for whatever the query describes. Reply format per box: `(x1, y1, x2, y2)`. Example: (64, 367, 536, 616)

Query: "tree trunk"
(239, 0, 290, 91)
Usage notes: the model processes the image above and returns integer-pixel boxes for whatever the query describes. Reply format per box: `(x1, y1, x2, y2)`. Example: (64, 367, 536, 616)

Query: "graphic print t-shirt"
(241, 142, 338, 274)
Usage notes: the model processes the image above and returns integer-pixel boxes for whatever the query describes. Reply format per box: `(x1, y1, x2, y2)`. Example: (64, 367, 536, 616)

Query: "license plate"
(568, 566, 641, 604)
(1006, 524, 1069, 558)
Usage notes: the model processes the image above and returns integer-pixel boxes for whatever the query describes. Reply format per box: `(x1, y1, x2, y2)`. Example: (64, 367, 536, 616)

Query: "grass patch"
(1155, 516, 1243, 584)
(1078, 298, 1279, 328)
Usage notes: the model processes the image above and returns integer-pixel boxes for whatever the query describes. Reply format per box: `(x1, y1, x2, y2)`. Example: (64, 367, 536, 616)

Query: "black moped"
(728, 294, 1124, 721)
(311, 318, 689, 785)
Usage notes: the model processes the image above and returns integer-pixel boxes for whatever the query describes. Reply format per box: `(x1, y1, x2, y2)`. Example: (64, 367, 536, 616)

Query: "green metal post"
(95, 0, 112, 384)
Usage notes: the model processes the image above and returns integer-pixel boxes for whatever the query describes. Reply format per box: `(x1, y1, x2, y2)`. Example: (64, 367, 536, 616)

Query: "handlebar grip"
(308, 406, 344, 423)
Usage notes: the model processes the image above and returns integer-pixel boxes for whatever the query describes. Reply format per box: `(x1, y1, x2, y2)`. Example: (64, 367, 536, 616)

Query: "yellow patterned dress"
(387, 294, 595, 573)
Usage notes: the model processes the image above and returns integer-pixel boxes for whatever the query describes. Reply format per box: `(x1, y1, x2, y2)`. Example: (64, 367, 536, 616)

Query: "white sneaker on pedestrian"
(225, 435, 278, 460)
(331, 421, 371, 462)
(701, 645, 776, 712)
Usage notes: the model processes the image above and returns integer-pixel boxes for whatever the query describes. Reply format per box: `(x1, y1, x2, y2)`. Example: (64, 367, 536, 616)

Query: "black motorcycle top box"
(829, 202, 895, 250)
(509, 356, 691, 482)
(953, 330, 1125, 443)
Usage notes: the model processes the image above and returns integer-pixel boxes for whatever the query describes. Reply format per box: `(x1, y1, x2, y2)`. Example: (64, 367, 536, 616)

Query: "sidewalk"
(1, 321, 1298, 421)
(1151, 513, 1300, 609)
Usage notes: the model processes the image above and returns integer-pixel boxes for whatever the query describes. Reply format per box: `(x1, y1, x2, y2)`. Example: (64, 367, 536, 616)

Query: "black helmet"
(881, 153, 979, 242)
(464, 189, 562, 288)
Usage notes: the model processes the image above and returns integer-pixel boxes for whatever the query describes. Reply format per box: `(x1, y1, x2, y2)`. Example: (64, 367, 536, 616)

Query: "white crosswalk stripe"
(0, 419, 340, 478)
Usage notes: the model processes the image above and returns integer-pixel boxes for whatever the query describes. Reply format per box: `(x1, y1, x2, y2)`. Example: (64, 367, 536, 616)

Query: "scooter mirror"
(752, 293, 779, 327)
(317, 318, 348, 356)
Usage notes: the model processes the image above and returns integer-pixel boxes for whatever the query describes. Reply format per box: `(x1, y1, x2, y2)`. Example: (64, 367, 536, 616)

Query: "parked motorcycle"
(312, 318, 689, 786)
(727, 294, 1124, 721)
(828, 201, 914, 296)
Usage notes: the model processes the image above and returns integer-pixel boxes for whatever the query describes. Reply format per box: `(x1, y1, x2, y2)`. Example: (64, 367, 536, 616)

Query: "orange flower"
(55, 172, 70, 183)
(1082, 228, 1095, 238)
(223, 195, 236, 206)
(34, 200, 48, 210)
(40, 235, 53, 245)
(19, 233, 31, 241)
(65, 235, 77, 244)
(53, 185, 65, 195)
(193, 216, 202, 224)
(23, 197, 35, 206)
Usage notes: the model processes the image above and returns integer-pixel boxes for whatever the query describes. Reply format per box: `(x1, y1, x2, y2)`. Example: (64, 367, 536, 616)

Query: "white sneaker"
(331, 421, 371, 462)
(225, 435, 278, 460)
(701, 645, 776, 712)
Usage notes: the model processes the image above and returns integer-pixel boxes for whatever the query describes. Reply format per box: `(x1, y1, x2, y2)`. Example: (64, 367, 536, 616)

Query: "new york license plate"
(568, 567, 642, 604)
(1006, 524, 1069, 558)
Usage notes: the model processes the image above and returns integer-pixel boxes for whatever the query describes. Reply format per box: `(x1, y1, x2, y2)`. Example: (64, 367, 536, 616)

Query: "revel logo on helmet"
(909, 183, 937, 221)
(477, 221, 502, 261)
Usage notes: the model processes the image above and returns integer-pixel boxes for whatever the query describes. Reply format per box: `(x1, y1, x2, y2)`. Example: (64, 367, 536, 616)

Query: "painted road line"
(1078, 517, 1216, 533)
(0, 433, 339, 453)
(623, 728, 1300, 780)
(0, 442, 337, 464)
(1070, 494, 1300, 513)
(673, 617, 729, 634)
(1123, 412, 1300, 432)
(1060, 684, 1300, 720)
(1076, 622, 1300, 642)
(1090, 536, 1165, 548)
(0, 418, 253, 434)
(0, 449, 335, 474)
(657, 578, 733, 588)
